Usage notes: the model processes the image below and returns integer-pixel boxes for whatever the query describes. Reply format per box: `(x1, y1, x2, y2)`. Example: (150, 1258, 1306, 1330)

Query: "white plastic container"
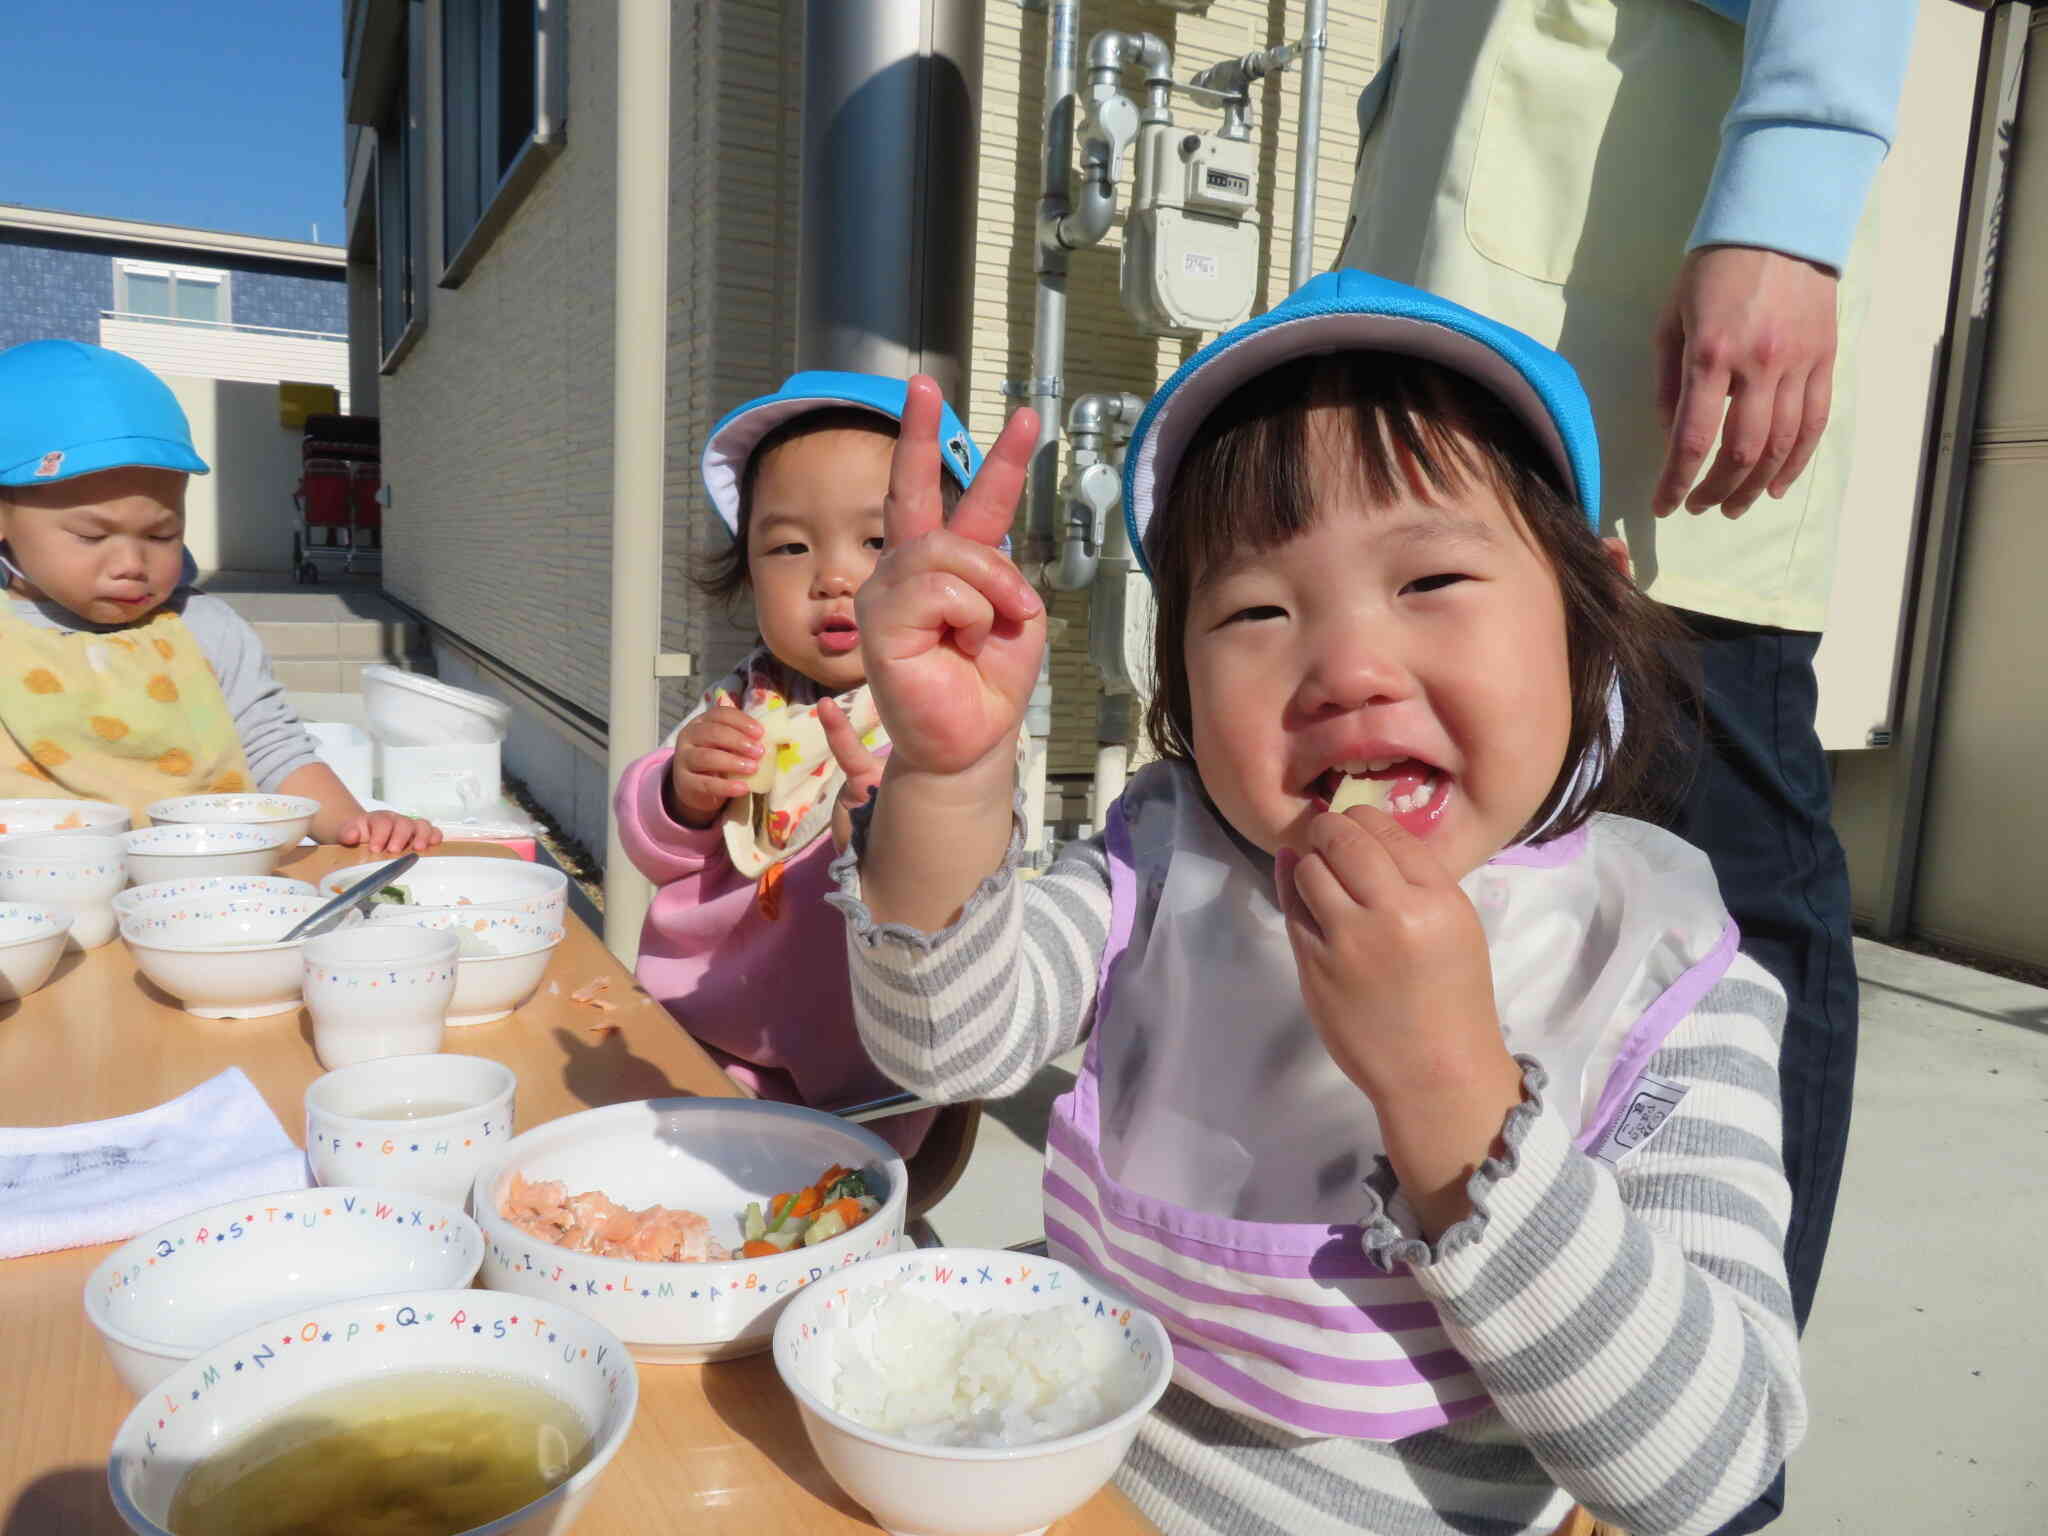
(378, 740, 502, 817)
(304, 720, 375, 804)
(361, 664, 510, 747)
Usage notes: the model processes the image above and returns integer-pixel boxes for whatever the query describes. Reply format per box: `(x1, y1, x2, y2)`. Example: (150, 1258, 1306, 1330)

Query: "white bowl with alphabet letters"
(82, 1186, 482, 1396)
(304, 1053, 518, 1207)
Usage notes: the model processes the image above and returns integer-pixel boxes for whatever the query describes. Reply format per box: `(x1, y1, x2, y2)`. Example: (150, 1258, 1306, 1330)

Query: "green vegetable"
(822, 1170, 872, 1206)
(742, 1202, 766, 1243)
(369, 884, 411, 906)
(802, 1210, 847, 1247)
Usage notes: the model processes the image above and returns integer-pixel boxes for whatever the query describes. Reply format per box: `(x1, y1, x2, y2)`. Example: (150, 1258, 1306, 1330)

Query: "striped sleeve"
(827, 805, 1113, 1103)
(1396, 953, 1805, 1535)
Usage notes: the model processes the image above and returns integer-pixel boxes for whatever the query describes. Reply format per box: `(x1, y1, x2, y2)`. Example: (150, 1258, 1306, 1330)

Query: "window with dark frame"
(376, 1, 428, 369)
(440, 0, 561, 283)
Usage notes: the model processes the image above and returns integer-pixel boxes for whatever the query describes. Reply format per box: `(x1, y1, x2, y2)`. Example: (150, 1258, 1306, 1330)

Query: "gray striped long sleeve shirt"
(831, 814, 1805, 1536)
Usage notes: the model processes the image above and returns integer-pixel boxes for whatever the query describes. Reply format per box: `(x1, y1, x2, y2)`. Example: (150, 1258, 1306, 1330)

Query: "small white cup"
(303, 925, 459, 1069)
(305, 1054, 518, 1206)
(0, 832, 127, 949)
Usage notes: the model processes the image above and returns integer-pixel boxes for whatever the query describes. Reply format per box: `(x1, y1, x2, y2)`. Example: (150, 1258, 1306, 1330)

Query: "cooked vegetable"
(370, 884, 411, 905)
(740, 1162, 882, 1254)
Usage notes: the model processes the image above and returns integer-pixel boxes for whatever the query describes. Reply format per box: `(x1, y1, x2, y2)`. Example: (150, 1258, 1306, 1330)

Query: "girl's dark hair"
(1143, 351, 1696, 843)
(695, 407, 962, 607)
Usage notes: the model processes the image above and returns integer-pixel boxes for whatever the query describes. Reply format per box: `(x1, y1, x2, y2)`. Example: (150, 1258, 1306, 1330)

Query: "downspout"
(1291, 0, 1330, 290)
(601, 0, 673, 962)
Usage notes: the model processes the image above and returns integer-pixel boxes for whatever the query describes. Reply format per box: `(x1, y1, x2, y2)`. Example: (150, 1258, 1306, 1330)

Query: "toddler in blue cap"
(829, 274, 1804, 1535)
(0, 340, 437, 851)
(611, 372, 983, 1164)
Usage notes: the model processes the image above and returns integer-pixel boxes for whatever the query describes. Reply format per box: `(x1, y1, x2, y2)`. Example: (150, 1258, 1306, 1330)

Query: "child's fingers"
(1283, 847, 1355, 946)
(683, 744, 759, 782)
(870, 532, 1042, 640)
(698, 704, 764, 738)
(882, 376, 949, 551)
(1337, 805, 1455, 890)
(1306, 809, 1412, 909)
(684, 719, 764, 760)
(818, 699, 880, 783)
(946, 404, 1038, 550)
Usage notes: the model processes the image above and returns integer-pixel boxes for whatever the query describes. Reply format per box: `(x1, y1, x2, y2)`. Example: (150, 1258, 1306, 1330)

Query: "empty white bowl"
(0, 832, 127, 948)
(0, 901, 74, 1000)
(472, 1098, 908, 1364)
(306, 1054, 519, 1206)
(145, 792, 319, 846)
(112, 874, 318, 922)
(0, 798, 130, 837)
(303, 924, 460, 1069)
(774, 1249, 1174, 1536)
(107, 1288, 637, 1536)
(370, 907, 565, 1025)
(121, 823, 295, 885)
(319, 854, 568, 926)
(361, 663, 512, 745)
(84, 1186, 484, 1396)
(120, 892, 355, 1018)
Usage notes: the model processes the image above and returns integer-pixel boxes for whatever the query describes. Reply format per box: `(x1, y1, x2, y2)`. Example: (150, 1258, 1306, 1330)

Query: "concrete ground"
(923, 938, 2048, 1535)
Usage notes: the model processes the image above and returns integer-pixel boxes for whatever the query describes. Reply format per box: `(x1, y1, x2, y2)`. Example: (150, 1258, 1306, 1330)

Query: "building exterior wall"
(0, 229, 344, 349)
(356, 0, 1386, 861)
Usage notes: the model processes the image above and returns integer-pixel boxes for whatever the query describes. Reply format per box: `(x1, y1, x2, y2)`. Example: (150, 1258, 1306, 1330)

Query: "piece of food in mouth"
(1329, 775, 1396, 814)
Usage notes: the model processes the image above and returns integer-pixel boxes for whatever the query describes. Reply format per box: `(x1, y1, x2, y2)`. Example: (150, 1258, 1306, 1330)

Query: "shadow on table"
(697, 1356, 874, 1527)
(551, 1026, 697, 1108)
(4, 1465, 115, 1535)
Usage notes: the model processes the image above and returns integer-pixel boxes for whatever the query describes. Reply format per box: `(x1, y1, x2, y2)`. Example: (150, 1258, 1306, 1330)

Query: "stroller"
(292, 414, 382, 584)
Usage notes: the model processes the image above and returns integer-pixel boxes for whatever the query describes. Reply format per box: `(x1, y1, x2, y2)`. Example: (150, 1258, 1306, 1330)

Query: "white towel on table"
(0, 1068, 309, 1260)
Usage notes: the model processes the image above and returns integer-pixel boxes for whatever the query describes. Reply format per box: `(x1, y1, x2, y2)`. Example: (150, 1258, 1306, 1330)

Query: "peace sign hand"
(856, 377, 1044, 782)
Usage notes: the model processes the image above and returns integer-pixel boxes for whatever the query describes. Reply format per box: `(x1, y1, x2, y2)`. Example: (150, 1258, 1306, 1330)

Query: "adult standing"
(1335, 2, 1916, 1531)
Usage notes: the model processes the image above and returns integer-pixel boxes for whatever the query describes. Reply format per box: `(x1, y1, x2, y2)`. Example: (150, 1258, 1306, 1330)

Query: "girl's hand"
(1277, 806, 1525, 1237)
(857, 378, 1043, 785)
(340, 810, 443, 855)
(667, 704, 764, 827)
(818, 697, 883, 854)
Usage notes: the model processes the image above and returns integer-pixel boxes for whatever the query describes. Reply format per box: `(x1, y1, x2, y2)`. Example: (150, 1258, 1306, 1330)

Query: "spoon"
(280, 853, 421, 943)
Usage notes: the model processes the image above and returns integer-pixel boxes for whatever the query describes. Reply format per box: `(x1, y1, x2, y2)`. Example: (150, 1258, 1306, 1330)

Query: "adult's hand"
(1652, 245, 1840, 519)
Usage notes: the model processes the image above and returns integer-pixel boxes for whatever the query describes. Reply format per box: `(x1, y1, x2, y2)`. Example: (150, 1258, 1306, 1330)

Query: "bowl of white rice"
(772, 1247, 1172, 1536)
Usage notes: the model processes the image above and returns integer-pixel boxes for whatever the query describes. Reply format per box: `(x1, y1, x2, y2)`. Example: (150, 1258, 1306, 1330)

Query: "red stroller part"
(290, 416, 382, 584)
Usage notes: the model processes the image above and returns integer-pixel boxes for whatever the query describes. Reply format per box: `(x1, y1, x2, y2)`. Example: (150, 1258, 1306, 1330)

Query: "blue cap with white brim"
(1122, 269, 1601, 579)
(701, 371, 982, 537)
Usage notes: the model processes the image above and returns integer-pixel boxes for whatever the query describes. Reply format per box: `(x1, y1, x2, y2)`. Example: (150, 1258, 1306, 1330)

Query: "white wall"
(101, 316, 348, 403)
(162, 375, 309, 574)
(1813, 0, 1986, 750)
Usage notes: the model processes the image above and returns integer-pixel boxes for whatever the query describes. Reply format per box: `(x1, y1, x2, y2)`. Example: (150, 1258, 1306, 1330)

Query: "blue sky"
(3, 3, 343, 245)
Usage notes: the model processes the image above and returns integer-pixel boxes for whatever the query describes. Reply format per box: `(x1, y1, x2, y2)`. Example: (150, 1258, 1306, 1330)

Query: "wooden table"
(0, 844, 1157, 1536)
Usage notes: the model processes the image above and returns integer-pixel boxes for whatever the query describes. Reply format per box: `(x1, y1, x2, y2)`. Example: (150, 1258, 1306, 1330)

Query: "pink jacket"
(612, 745, 935, 1158)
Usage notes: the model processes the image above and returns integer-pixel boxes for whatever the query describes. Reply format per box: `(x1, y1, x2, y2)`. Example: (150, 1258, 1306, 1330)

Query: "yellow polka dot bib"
(0, 604, 251, 822)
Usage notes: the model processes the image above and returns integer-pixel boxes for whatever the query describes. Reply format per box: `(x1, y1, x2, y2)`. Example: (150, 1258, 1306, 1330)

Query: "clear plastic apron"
(1043, 762, 1736, 1439)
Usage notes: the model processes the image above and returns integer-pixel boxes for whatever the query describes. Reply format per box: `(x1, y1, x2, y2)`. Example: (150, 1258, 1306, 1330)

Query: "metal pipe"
(601, 0, 672, 961)
(797, 0, 984, 404)
(1873, 2, 2033, 937)
(1025, 0, 1080, 580)
(1051, 391, 1144, 590)
(1291, 0, 1330, 290)
(1054, 31, 1171, 251)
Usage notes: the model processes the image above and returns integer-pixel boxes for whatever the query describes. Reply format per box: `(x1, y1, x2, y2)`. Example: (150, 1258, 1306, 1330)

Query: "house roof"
(0, 203, 344, 269)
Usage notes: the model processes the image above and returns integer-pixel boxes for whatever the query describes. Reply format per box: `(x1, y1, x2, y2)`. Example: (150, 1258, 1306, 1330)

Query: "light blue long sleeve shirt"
(1687, 0, 1920, 270)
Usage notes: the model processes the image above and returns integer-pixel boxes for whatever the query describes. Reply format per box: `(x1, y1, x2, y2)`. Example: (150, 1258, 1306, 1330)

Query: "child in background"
(832, 273, 1804, 1535)
(612, 372, 986, 1159)
(0, 340, 437, 852)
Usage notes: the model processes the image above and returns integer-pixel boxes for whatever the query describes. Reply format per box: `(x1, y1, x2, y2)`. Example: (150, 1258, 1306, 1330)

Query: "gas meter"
(1121, 128, 1261, 337)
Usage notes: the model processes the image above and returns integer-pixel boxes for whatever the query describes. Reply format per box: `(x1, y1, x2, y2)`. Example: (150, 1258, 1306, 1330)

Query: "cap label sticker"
(34, 451, 64, 478)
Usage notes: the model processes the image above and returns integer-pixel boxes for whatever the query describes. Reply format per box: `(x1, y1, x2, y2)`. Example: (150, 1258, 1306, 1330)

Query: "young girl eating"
(612, 372, 985, 1160)
(831, 273, 1804, 1535)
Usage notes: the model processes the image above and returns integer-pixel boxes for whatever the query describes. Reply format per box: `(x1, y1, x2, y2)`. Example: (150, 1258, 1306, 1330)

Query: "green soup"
(165, 1370, 591, 1536)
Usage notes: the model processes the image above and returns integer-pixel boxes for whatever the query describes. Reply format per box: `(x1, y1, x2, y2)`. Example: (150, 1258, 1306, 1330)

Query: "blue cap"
(0, 340, 210, 487)
(701, 370, 980, 537)
(1123, 270, 1601, 578)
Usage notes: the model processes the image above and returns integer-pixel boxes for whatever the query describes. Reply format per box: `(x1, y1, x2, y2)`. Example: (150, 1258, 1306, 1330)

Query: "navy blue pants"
(1664, 612, 1860, 1536)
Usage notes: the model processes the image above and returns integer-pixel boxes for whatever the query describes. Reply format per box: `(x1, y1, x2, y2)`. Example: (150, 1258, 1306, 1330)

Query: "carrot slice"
(788, 1187, 821, 1219)
(740, 1239, 781, 1259)
(824, 1196, 865, 1229)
